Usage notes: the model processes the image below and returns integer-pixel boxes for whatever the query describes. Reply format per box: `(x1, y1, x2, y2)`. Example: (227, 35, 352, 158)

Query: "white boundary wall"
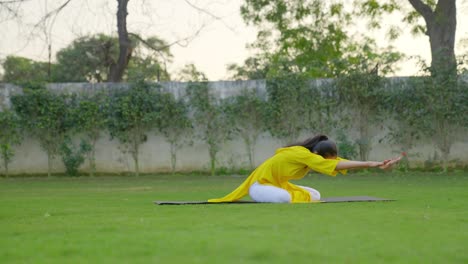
(0, 81, 467, 174)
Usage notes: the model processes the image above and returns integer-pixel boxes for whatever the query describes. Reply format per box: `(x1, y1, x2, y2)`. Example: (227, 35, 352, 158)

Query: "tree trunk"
(133, 141, 140, 177)
(408, 0, 457, 76)
(243, 135, 256, 169)
(436, 119, 452, 172)
(3, 159, 8, 178)
(47, 151, 52, 177)
(209, 145, 217, 176)
(109, 0, 132, 82)
(48, 43, 52, 81)
(170, 143, 177, 174)
(89, 141, 96, 177)
(135, 155, 139, 177)
(358, 110, 371, 161)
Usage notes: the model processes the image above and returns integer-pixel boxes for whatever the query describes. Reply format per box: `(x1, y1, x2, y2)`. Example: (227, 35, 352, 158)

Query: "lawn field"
(1, 172, 467, 263)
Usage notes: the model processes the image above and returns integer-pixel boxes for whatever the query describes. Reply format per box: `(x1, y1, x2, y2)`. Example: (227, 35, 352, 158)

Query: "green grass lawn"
(1, 172, 467, 263)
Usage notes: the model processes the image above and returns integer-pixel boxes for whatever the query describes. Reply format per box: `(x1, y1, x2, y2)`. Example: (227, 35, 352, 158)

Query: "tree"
(54, 34, 118, 82)
(240, 1, 360, 78)
(224, 89, 267, 168)
(130, 36, 173, 81)
(0, 110, 22, 177)
(2, 56, 49, 85)
(159, 94, 193, 173)
(235, 3, 399, 79)
(71, 93, 108, 176)
(0, 0, 29, 21)
(108, 0, 226, 82)
(59, 136, 91, 176)
(227, 57, 269, 80)
(408, 0, 456, 76)
(186, 82, 231, 175)
(109, 0, 185, 82)
(240, 0, 462, 79)
(2, 0, 215, 83)
(54, 34, 172, 82)
(106, 81, 162, 176)
(355, 0, 460, 79)
(174, 63, 208, 82)
(11, 88, 70, 177)
(109, 0, 131, 82)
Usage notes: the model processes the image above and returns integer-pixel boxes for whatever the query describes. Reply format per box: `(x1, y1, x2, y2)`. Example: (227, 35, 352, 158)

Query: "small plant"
(224, 89, 267, 169)
(106, 81, 162, 176)
(335, 131, 357, 159)
(0, 110, 22, 177)
(71, 93, 107, 177)
(186, 82, 231, 176)
(11, 89, 70, 177)
(60, 138, 92, 176)
(396, 151, 410, 172)
(159, 93, 193, 174)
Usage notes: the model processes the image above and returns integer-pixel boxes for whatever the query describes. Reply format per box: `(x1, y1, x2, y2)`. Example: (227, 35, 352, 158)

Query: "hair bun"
(317, 135, 328, 141)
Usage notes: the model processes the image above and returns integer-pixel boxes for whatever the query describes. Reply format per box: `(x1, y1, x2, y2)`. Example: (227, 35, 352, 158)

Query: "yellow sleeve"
(302, 154, 341, 176)
(335, 157, 348, 175)
(294, 149, 347, 176)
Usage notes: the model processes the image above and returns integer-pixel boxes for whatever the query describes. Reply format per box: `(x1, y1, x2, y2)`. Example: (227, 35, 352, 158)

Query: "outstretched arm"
(335, 157, 401, 171)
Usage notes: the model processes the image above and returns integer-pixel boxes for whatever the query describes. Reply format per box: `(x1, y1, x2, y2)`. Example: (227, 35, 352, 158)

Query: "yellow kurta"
(208, 146, 347, 203)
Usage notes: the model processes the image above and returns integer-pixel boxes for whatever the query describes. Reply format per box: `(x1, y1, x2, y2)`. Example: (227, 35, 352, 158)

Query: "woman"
(208, 135, 401, 203)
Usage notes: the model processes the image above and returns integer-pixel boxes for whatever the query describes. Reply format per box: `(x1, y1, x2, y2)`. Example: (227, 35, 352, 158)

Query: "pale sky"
(1, 0, 467, 80)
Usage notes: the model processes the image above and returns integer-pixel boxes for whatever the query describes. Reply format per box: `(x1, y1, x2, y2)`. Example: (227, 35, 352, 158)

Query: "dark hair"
(286, 134, 338, 158)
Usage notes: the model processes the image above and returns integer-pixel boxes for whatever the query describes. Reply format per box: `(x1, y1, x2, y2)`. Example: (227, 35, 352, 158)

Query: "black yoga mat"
(154, 196, 394, 205)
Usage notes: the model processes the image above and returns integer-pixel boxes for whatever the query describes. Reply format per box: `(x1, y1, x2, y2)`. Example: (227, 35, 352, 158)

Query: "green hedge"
(2, 75, 467, 176)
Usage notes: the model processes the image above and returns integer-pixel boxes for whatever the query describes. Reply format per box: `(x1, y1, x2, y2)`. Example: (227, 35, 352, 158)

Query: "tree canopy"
(2, 33, 172, 83)
(229, 0, 460, 79)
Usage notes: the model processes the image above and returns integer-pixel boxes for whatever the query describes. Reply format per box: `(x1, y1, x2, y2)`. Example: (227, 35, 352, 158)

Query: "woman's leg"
(249, 182, 291, 203)
(297, 185, 321, 201)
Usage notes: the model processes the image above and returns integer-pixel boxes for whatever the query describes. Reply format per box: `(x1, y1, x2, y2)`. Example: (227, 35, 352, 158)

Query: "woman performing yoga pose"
(208, 134, 401, 203)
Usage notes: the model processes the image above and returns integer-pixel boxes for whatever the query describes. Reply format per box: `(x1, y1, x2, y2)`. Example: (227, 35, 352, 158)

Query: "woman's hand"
(366, 161, 385, 168)
(378, 157, 402, 170)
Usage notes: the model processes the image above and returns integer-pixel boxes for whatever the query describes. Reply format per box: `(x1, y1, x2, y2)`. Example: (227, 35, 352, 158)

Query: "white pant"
(248, 182, 321, 203)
